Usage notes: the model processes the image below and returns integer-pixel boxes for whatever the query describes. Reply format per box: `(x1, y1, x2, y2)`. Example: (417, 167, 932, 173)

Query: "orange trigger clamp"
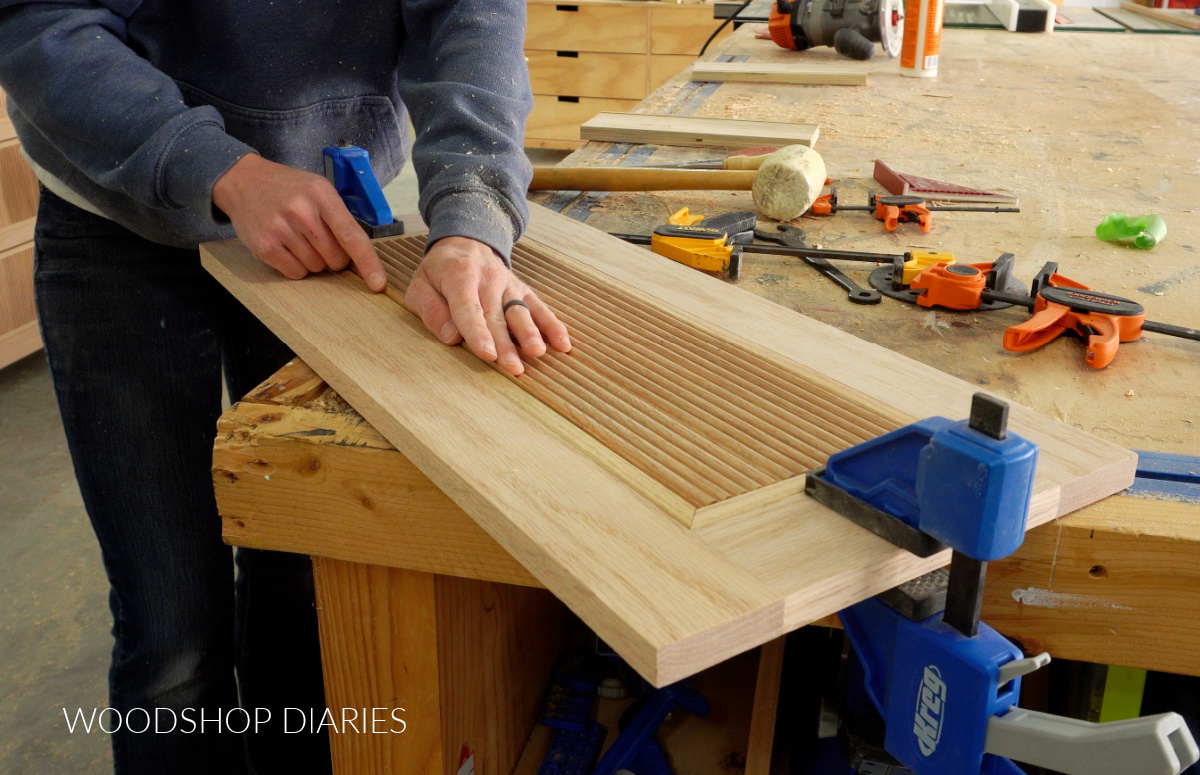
(1002, 268, 1146, 370)
(808, 187, 933, 233)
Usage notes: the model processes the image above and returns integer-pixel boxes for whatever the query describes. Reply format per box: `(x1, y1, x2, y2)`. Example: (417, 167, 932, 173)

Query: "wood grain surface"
(0, 238, 38, 369)
(372, 233, 899, 514)
(525, 50, 649, 101)
(217, 359, 1200, 677)
(525, 2, 648, 53)
(202, 203, 1134, 684)
(312, 559, 569, 775)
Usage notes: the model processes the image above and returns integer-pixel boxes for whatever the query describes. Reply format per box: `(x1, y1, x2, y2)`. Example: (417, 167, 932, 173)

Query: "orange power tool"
(912, 261, 1200, 369)
(810, 187, 1019, 233)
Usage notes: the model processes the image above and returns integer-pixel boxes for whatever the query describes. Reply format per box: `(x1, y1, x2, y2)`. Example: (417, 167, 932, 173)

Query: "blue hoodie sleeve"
(0, 0, 255, 222)
(397, 0, 534, 264)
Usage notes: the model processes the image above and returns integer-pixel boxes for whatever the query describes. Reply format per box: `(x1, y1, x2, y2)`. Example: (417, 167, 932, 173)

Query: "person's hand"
(405, 236, 571, 376)
(212, 153, 387, 291)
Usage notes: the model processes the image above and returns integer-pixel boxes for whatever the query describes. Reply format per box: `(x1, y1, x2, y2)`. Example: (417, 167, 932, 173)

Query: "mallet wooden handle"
(529, 166, 757, 192)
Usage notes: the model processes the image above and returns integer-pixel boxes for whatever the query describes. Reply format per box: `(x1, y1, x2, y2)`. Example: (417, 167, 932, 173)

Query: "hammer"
(529, 145, 827, 222)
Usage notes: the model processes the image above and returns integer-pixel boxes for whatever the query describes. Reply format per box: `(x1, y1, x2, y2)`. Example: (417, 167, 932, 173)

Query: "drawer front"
(0, 239, 41, 368)
(527, 95, 640, 142)
(0, 140, 38, 229)
(526, 3, 647, 53)
(1, 241, 35, 336)
(526, 51, 648, 101)
(649, 5, 732, 55)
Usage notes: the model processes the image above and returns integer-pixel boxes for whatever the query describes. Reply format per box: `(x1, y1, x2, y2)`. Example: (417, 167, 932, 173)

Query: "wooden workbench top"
(537, 25, 1199, 453)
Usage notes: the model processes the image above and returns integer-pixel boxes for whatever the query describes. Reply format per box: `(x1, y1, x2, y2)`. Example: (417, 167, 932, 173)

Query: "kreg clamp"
(807, 394, 1199, 775)
(590, 682, 709, 775)
(321, 142, 406, 239)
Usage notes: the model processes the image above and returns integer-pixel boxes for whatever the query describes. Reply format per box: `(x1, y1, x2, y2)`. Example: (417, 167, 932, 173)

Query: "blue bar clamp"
(807, 393, 1198, 775)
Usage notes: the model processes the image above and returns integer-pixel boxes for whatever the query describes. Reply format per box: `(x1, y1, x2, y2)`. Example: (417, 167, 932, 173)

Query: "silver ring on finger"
(502, 299, 530, 315)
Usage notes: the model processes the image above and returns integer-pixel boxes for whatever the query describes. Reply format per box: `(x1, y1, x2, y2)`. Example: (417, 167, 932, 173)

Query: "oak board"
(579, 112, 820, 149)
(201, 203, 1135, 685)
(690, 61, 868, 86)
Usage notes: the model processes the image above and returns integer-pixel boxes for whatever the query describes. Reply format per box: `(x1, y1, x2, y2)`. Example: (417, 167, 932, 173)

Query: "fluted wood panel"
(373, 234, 898, 510)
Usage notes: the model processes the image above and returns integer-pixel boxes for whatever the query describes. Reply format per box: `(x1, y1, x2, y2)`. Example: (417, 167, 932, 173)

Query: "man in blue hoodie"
(0, 1, 569, 772)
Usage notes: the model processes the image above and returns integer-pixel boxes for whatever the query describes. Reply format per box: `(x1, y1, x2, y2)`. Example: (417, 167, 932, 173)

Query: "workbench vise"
(807, 394, 1199, 775)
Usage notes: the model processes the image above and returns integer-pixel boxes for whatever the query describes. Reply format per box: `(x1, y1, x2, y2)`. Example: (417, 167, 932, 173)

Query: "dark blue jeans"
(33, 190, 332, 775)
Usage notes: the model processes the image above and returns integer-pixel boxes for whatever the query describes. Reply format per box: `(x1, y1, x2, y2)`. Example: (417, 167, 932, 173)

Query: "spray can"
(900, 0, 943, 77)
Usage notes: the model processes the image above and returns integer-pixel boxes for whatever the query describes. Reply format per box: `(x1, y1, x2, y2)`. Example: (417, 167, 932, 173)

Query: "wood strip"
(745, 637, 787, 775)
(579, 112, 820, 149)
(530, 166, 757, 192)
(1119, 1, 1200, 29)
(691, 61, 868, 86)
(313, 559, 444, 775)
(434, 575, 571, 775)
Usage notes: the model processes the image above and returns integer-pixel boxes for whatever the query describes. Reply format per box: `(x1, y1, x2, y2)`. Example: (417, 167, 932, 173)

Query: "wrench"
(752, 225, 882, 305)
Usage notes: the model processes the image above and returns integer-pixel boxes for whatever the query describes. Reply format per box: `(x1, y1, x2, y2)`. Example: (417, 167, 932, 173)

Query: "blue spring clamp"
(321, 143, 405, 239)
(808, 393, 1199, 775)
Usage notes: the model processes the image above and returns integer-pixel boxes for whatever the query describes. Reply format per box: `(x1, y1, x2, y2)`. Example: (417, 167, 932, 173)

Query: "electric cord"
(698, 0, 755, 57)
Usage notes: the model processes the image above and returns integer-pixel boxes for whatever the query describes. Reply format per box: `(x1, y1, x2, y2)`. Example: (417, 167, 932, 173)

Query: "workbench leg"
(312, 557, 571, 775)
(745, 636, 787, 775)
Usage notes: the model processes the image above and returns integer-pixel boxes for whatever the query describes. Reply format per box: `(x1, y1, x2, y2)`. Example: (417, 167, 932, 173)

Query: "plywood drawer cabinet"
(526, 51, 649, 101)
(524, 0, 730, 149)
(526, 2, 649, 52)
(0, 88, 42, 371)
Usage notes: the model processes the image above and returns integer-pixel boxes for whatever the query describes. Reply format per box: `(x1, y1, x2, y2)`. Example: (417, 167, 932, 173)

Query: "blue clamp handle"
(821, 407, 1037, 561)
(590, 682, 708, 775)
(322, 144, 394, 228)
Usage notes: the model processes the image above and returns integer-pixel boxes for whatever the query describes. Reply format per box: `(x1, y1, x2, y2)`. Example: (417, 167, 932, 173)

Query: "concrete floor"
(0, 352, 111, 773)
(0, 149, 567, 773)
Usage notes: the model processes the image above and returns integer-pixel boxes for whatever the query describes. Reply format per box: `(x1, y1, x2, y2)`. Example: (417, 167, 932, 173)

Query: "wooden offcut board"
(201, 204, 1135, 685)
(579, 112, 820, 148)
(690, 61, 868, 86)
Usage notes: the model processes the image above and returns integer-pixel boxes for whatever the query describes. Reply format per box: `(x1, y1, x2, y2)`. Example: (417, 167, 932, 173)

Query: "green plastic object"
(1096, 213, 1167, 249)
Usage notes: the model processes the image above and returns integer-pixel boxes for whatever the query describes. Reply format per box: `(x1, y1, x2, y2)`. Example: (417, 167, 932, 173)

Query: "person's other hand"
(212, 153, 387, 291)
(405, 236, 571, 376)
